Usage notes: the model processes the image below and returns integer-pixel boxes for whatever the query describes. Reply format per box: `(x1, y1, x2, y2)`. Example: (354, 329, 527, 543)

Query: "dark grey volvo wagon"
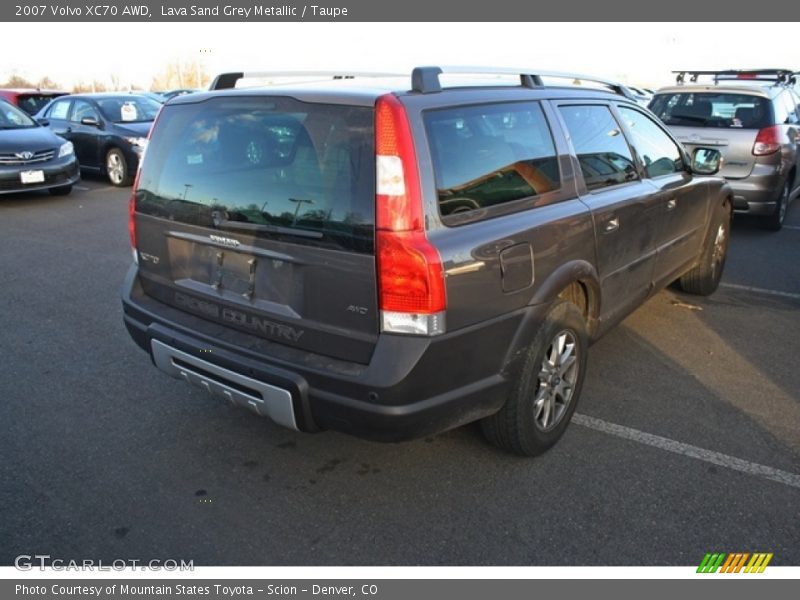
(122, 67, 731, 455)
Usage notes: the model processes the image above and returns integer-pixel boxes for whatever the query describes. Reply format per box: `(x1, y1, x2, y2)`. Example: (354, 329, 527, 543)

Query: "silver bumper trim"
(150, 339, 298, 430)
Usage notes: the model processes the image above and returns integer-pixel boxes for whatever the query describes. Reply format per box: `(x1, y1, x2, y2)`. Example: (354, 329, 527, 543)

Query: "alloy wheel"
(107, 152, 124, 185)
(533, 330, 579, 432)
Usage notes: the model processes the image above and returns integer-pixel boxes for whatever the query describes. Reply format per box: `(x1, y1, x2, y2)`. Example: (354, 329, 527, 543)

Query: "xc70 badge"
(209, 234, 240, 247)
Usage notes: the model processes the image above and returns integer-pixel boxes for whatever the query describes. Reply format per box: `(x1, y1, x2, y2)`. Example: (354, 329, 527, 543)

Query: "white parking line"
(74, 186, 90, 191)
(783, 225, 800, 231)
(719, 283, 800, 301)
(572, 413, 800, 490)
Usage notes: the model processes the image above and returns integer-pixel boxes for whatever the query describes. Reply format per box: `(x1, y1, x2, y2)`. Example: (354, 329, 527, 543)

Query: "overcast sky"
(1, 22, 798, 90)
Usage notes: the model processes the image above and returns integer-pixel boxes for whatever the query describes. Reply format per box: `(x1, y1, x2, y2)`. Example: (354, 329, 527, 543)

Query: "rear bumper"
(726, 164, 783, 215)
(122, 266, 528, 442)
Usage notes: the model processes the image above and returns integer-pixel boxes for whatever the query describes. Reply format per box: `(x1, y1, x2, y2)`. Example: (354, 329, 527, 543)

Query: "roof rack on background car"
(209, 66, 638, 100)
(673, 69, 799, 86)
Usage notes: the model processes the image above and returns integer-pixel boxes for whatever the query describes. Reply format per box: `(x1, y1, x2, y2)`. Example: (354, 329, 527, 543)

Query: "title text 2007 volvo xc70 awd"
(122, 67, 731, 455)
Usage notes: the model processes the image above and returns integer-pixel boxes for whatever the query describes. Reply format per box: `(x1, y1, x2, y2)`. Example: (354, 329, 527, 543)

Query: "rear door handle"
(666, 198, 677, 210)
(603, 217, 619, 234)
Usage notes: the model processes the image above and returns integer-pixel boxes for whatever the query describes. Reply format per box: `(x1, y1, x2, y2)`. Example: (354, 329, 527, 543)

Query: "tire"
(679, 202, 731, 296)
(762, 179, 789, 231)
(48, 184, 72, 196)
(481, 300, 588, 456)
(105, 148, 132, 187)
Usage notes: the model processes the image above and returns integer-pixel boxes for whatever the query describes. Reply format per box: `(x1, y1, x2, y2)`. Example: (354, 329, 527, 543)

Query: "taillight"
(128, 186, 138, 265)
(753, 125, 782, 156)
(129, 106, 163, 266)
(375, 94, 446, 336)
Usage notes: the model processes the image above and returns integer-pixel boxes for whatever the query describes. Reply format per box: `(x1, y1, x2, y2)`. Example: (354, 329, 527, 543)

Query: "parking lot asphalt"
(1, 178, 798, 566)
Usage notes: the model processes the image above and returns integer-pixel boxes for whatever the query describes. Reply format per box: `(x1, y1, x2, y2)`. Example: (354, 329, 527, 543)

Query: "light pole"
(289, 198, 314, 225)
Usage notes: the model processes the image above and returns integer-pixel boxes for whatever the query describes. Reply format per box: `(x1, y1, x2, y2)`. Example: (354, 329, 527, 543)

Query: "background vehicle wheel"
(481, 300, 588, 456)
(762, 180, 789, 231)
(679, 202, 731, 296)
(48, 184, 72, 196)
(105, 148, 132, 187)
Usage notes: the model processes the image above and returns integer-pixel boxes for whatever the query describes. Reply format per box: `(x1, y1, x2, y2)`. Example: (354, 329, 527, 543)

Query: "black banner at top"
(2, 0, 800, 21)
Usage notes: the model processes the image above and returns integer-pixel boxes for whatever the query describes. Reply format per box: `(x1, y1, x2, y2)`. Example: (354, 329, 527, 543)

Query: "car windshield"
(96, 96, 161, 123)
(0, 99, 37, 129)
(649, 92, 773, 129)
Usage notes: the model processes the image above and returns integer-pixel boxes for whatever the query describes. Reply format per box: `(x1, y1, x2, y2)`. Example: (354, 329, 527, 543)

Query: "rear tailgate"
(650, 90, 772, 179)
(133, 95, 378, 364)
(669, 125, 760, 179)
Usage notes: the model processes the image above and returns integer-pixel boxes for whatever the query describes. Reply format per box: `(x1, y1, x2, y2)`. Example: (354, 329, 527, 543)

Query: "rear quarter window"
(424, 102, 560, 218)
(136, 96, 375, 253)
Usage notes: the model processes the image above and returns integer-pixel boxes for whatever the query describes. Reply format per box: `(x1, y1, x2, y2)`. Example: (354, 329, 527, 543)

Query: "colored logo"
(697, 552, 773, 573)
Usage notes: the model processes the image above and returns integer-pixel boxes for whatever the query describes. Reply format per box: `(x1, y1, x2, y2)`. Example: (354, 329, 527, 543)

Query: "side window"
(424, 102, 560, 217)
(780, 92, 799, 124)
(48, 99, 70, 120)
(618, 106, 684, 178)
(558, 104, 638, 191)
(773, 94, 791, 125)
(71, 100, 99, 123)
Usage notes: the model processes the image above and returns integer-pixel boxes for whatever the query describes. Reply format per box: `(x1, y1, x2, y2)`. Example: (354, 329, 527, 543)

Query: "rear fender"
(501, 260, 601, 376)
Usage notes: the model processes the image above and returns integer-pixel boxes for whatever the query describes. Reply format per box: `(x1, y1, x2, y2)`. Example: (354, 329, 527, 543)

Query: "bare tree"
(2, 74, 36, 88)
(36, 76, 62, 90)
(151, 59, 210, 91)
(72, 80, 108, 93)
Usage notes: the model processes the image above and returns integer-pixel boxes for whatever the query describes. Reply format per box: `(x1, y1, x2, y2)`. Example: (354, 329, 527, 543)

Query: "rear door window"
(48, 98, 71, 120)
(649, 92, 773, 129)
(136, 96, 375, 253)
(558, 105, 638, 191)
(424, 102, 560, 217)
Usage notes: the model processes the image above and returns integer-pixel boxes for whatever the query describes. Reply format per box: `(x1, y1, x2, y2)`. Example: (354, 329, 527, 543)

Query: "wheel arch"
(501, 259, 601, 377)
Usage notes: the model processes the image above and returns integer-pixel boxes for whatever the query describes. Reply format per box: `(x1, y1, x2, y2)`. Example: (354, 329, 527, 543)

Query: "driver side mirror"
(80, 116, 101, 128)
(691, 147, 722, 175)
(36, 117, 49, 127)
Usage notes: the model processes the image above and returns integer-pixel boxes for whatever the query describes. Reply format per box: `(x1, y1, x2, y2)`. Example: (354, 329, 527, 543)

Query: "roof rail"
(208, 66, 638, 100)
(208, 70, 404, 91)
(673, 69, 798, 86)
(410, 65, 637, 100)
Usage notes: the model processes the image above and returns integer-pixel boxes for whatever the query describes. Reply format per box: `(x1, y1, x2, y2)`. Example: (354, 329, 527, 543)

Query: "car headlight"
(58, 141, 74, 158)
(125, 137, 148, 150)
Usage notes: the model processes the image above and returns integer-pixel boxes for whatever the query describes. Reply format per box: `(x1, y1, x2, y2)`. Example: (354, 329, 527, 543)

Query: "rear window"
(424, 102, 560, 218)
(649, 92, 773, 129)
(136, 96, 375, 253)
(17, 93, 64, 115)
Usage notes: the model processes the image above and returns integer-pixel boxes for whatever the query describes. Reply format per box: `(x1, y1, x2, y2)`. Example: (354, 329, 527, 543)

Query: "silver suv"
(649, 69, 800, 230)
